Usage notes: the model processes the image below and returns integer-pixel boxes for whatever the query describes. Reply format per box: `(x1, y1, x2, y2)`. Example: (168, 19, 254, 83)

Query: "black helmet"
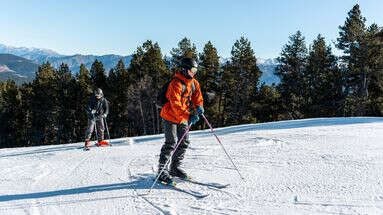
(94, 88, 103, 99)
(181, 57, 198, 70)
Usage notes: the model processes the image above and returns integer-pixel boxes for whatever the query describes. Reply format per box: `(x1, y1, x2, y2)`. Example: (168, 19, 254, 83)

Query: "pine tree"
(0, 81, 25, 147)
(222, 37, 261, 124)
(141, 41, 170, 133)
(108, 59, 130, 137)
(78, 64, 92, 91)
(337, 4, 366, 53)
(275, 31, 308, 119)
(30, 62, 59, 145)
(19, 83, 33, 146)
(220, 61, 235, 126)
(142, 41, 171, 86)
(128, 45, 147, 135)
(198, 41, 221, 127)
(128, 40, 169, 135)
(306, 35, 343, 116)
(170, 37, 198, 69)
(336, 4, 368, 115)
(0, 82, 4, 114)
(253, 83, 282, 122)
(90, 59, 108, 91)
(74, 64, 92, 142)
(56, 63, 76, 144)
(366, 24, 383, 115)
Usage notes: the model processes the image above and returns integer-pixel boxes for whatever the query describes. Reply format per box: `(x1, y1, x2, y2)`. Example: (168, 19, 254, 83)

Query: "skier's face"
(187, 67, 197, 78)
(95, 94, 102, 100)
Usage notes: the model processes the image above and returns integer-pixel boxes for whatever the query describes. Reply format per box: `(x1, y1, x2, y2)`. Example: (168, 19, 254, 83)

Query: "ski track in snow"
(1, 117, 383, 214)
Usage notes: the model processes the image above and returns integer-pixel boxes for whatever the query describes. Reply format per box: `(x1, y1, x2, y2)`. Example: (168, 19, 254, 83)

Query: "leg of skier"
(169, 122, 190, 179)
(84, 118, 96, 148)
(157, 119, 177, 184)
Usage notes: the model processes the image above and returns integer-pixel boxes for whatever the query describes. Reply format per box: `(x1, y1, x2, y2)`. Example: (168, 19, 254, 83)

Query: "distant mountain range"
(45, 54, 133, 74)
(220, 57, 280, 85)
(0, 43, 279, 85)
(0, 44, 132, 77)
(0, 54, 39, 84)
(0, 43, 62, 62)
(257, 58, 280, 85)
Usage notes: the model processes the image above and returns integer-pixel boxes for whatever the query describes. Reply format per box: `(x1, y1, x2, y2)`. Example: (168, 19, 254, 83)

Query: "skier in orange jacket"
(157, 57, 204, 184)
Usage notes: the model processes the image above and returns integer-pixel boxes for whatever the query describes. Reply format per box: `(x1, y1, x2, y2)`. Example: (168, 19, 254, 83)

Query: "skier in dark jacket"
(84, 88, 109, 148)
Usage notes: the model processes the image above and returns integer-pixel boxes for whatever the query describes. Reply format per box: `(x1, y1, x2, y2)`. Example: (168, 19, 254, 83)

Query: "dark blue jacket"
(86, 96, 109, 119)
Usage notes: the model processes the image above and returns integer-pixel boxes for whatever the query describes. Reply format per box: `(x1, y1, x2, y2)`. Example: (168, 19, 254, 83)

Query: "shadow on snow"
(0, 173, 159, 203)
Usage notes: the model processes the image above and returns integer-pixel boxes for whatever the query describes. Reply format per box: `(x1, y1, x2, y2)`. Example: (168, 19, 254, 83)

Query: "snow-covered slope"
(1, 117, 383, 215)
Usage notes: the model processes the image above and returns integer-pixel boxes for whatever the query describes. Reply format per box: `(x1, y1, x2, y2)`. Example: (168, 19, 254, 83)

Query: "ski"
(176, 178, 230, 189)
(156, 181, 209, 199)
(149, 168, 208, 199)
(79, 144, 112, 150)
(79, 146, 92, 150)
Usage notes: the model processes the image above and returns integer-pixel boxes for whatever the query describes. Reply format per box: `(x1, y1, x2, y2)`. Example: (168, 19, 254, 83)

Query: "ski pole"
(147, 124, 192, 194)
(201, 114, 245, 181)
(94, 115, 99, 144)
(104, 117, 112, 145)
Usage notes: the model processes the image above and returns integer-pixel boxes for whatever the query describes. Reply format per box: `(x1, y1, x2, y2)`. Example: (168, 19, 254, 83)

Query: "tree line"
(1, 4, 382, 148)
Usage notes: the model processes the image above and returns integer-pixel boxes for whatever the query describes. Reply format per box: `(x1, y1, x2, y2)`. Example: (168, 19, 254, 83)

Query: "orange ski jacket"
(160, 72, 204, 124)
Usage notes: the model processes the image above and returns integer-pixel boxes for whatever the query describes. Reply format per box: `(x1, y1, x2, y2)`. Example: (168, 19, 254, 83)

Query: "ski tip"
(218, 184, 230, 189)
(196, 194, 209, 199)
(210, 183, 230, 188)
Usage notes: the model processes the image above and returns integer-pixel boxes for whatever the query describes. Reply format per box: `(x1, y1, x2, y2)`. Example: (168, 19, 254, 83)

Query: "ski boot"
(169, 165, 189, 180)
(157, 170, 174, 185)
(84, 140, 90, 148)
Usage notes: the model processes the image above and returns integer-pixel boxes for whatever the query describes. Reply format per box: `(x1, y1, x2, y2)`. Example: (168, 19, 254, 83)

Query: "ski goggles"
(95, 94, 102, 99)
(190, 67, 198, 75)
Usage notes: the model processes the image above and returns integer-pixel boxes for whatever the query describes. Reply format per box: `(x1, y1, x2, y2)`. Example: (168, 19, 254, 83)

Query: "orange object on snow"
(160, 72, 203, 124)
(97, 140, 110, 147)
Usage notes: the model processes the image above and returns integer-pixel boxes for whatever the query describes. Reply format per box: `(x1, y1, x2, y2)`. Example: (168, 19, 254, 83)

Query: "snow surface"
(1, 117, 383, 215)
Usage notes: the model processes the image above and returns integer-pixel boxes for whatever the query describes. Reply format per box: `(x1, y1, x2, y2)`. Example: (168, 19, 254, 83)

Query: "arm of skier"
(103, 99, 109, 118)
(191, 80, 204, 112)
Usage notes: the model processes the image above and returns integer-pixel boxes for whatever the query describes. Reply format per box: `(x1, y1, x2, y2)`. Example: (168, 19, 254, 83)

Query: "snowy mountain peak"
(0, 64, 16, 73)
(257, 57, 278, 65)
(0, 43, 62, 58)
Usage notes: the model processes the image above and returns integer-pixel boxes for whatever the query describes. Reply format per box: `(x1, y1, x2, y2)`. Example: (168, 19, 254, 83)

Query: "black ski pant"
(158, 119, 190, 171)
(85, 117, 105, 141)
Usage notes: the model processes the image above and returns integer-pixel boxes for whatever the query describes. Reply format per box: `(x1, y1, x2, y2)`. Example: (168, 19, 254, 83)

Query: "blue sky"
(1, 0, 382, 58)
